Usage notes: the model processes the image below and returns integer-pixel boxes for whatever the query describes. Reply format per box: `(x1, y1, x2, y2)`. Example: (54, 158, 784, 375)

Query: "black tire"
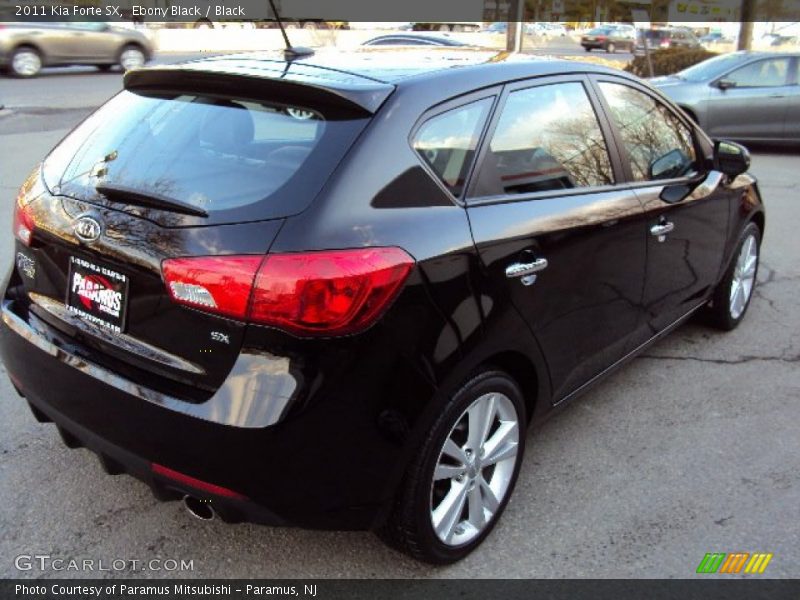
(378, 369, 527, 564)
(705, 222, 761, 331)
(9, 46, 42, 78)
(96, 64, 114, 72)
(584, 46, 592, 52)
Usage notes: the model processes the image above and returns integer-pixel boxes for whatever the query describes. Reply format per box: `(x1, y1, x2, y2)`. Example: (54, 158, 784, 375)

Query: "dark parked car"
(1, 48, 764, 564)
(362, 33, 468, 47)
(0, 22, 153, 77)
(635, 27, 701, 54)
(581, 26, 635, 53)
(652, 51, 800, 143)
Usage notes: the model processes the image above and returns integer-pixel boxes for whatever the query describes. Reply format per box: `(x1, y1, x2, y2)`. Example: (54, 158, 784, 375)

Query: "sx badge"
(16, 252, 36, 280)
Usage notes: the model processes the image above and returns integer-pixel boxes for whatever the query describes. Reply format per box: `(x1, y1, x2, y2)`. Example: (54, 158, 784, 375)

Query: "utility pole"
(506, 0, 525, 52)
(737, 0, 754, 50)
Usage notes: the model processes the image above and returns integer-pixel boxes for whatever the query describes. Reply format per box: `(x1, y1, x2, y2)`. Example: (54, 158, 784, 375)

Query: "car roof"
(126, 48, 630, 113)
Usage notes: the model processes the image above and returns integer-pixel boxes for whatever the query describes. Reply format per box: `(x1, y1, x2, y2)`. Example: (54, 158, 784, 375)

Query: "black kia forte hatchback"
(1, 48, 764, 564)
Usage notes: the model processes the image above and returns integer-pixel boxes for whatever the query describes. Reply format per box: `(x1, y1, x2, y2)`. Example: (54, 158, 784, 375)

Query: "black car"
(635, 27, 702, 54)
(580, 26, 635, 53)
(1, 48, 764, 564)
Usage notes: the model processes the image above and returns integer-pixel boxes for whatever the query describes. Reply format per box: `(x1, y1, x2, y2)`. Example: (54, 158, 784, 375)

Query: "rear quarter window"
(412, 98, 493, 198)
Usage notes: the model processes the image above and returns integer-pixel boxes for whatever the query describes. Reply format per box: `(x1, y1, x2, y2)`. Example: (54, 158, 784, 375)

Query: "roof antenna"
(268, 0, 314, 60)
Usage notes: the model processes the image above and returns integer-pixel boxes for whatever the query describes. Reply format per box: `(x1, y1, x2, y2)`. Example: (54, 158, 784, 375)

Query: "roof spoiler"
(124, 64, 394, 115)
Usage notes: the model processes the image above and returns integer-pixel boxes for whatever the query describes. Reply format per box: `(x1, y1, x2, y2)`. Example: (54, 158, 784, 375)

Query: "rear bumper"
(0, 297, 403, 530)
(21, 387, 286, 526)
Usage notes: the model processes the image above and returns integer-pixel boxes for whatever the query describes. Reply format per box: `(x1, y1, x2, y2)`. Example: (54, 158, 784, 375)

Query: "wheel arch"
(118, 40, 149, 62)
(11, 42, 45, 60)
(750, 209, 765, 239)
(481, 350, 540, 425)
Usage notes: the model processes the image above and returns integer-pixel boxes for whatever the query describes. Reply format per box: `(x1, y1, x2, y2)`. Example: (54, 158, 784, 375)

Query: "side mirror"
(714, 140, 750, 178)
(649, 148, 691, 180)
(716, 78, 736, 90)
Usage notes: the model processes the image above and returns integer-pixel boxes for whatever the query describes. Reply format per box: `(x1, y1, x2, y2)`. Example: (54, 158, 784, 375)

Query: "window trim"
(463, 74, 626, 207)
(408, 87, 502, 205)
(588, 74, 708, 189)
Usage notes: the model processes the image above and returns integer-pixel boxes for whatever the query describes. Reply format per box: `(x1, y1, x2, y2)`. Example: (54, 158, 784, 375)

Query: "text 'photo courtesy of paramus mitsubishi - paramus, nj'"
(1, 47, 765, 564)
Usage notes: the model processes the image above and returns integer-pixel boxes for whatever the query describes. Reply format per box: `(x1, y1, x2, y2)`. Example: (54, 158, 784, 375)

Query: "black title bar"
(3, 0, 800, 23)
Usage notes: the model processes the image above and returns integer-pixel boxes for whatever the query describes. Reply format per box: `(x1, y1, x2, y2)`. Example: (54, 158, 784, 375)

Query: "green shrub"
(625, 48, 718, 78)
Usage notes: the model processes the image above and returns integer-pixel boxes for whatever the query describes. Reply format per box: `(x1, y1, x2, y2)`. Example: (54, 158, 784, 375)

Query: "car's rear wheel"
(584, 46, 592, 52)
(10, 46, 42, 78)
(119, 45, 146, 71)
(379, 370, 526, 564)
(706, 222, 761, 330)
(607, 42, 616, 53)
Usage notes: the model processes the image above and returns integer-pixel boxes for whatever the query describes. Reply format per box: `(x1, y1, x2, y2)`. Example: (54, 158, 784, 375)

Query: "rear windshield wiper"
(95, 183, 209, 218)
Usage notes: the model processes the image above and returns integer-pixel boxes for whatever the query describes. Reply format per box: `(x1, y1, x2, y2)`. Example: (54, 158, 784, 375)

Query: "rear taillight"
(660, 40, 671, 48)
(162, 247, 415, 336)
(13, 168, 43, 247)
(13, 200, 35, 247)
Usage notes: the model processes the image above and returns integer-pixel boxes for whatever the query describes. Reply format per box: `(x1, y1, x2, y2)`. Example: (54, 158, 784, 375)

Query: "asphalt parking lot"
(0, 60, 798, 579)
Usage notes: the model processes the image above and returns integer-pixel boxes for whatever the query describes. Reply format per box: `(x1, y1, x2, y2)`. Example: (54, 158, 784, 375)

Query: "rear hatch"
(643, 30, 670, 48)
(13, 67, 381, 400)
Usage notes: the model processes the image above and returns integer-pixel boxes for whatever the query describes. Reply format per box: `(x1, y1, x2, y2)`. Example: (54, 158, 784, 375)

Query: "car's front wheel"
(10, 46, 42, 78)
(706, 222, 761, 330)
(379, 370, 526, 564)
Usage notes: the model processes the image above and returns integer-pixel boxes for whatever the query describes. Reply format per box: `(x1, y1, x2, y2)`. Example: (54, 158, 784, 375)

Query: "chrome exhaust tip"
(183, 495, 215, 521)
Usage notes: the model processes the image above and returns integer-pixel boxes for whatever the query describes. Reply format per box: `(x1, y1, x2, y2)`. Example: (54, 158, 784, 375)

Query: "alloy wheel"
(430, 392, 520, 546)
(120, 48, 145, 71)
(730, 233, 758, 320)
(12, 50, 41, 77)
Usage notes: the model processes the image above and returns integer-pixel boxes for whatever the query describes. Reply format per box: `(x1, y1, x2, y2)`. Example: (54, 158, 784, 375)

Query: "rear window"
(44, 90, 368, 225)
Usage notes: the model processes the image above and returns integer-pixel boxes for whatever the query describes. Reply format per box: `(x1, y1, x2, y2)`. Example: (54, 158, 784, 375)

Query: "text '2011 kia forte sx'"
(1, 49, 764, 564)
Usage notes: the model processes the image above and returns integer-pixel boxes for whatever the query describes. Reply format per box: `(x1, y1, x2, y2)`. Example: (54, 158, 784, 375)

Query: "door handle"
(506, 258, 548, 279)
(650, 221, 675, 242)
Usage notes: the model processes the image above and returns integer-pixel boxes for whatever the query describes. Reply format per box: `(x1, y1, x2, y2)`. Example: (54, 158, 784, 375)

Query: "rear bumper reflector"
(151, 463, 248, 500)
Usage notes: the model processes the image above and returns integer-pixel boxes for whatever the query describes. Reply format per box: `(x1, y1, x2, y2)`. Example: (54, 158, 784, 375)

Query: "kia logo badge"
(74, 216, 102, 243)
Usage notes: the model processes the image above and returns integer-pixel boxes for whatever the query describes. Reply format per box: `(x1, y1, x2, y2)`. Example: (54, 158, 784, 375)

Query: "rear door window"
(44, 90, 369, 225)
(725, 58, 791, 88)
(470, 81, 615, 198)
